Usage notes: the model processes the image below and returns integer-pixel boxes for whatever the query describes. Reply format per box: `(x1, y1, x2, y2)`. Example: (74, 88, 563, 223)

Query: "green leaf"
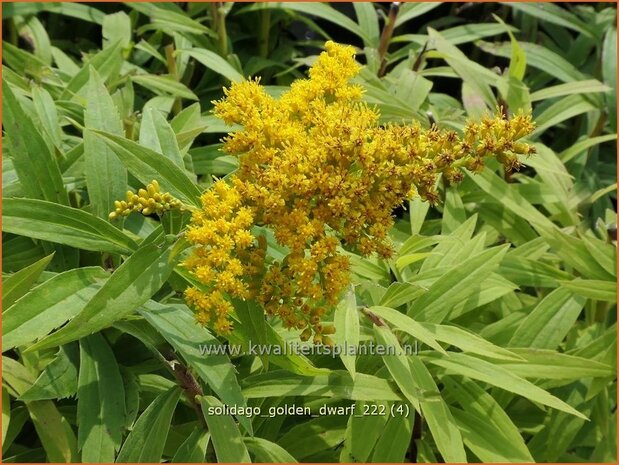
(51, 46, 80, 75)
(499, 255, 575, 288)
(3, 2, 105, 24)
(379, 282, 426, 307)
(233, 298, 268, 348)
(3, 358, 78, 462)
(398, 234, 440, 256)
(244, 437, 297, 463)
(504, 2, 597, 39)
(17, 15, 51, 63)
(419, 323, 523, 361)
(172, 430, 209, 463)
(395, 2, 441, 27)
(443, 377, 533, 462)
(116, 387, 181, 462)
(2, 198, 138, 254)
(544, 229, 615, 281)
(139, 107, 185, 168)
(530, 79, 611, 102)
(2, 253, 54, 309)
(277, 416, 347, 460)
(131, 74, 198, 101)
(60, 41, 123, 99)
(510, 288, 586, 349)
(139, 302, 250, 433)
(467, 167, 556, 232)
(170, 102, 208, 151)
(178, 48, 244, 83)
(451, 407, 529, 462)
(334, 287, 360, 378)
(394, 69, 433, 112)
(21, 345, 79, 401)
(199, 396, 251, 463)
(409, 245, 510, 323)
(27, 400, 79, 462)
(31, 86, 63, 150)
(241, 2, 368, 43)
(2, 405, 28, 455)
(223, 297, 328, 376)
(478, 40, 585, 82)
(369, 413, 413, 462)
(348, 254, 391, 282)
(441, 187, 466, 234)
(339, 401, 388, 462)
(2, 41, 49, 78)
(28, 233, 179, 351)
(493, 349, 615, 380)
(532, 94, 597, 137)
(422, 351, 588, 419)
(77, 333, 126, 462)
(408, 357, 467, 462)
(497, 74, 531, 112)
(353, 3, 379, 47)
(242, 370, 403, 401)
(602, 28, 617, 131)
(2, 79, 68, 205)
(368, 306, 446, 354)
(134, 40, 167, 65)
(493, 14, 526, 80)
(2, 267, 108, 351)
(419, 215, 477, 271)
(393, 23, 519, 47)
(526, 383, 591, 461)
(2, 388, 10, 445)
(559, 279, 617, 303)
(128, 3, 213, 35)
(84, 67, 127, 220)
(428, 28, 497, 107)
(102, 11, 131, 48)
(90, 129, 202, 207)
(120, 368, 140, 430)
(373, 324, 420, 410)
(582, 229, 617, 281)
(191, 145, 238, 176)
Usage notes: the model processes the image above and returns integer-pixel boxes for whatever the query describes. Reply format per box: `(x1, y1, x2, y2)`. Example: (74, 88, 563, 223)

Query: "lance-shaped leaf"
(3, 198, 138, 254)
(2, 253, 54, 309)
(139, 302, 251, 434)
(116, 387, 181, 463)
(84, 67, 127, 220)
(89, 129, 202, 207)
(200, 396, 251, 463)
(27, 231, 180, 351)
(2, 78, 68, 205)
(77, 333, 126, 462)
(3, 267, 109, 351)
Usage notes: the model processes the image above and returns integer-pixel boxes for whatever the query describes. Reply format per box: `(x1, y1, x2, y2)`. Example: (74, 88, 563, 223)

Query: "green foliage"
(2, 2, 616, 463)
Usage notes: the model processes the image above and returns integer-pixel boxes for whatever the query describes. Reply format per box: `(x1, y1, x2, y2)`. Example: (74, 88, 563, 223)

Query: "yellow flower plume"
(183, 41, 536, 340)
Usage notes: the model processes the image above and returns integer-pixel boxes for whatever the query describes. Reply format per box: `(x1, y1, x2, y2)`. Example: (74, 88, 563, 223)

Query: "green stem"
(164, 44, 182, 116)
(259, 9, 271, 58)
(211, 2, 228, 57)
(8, 18, 18, 46)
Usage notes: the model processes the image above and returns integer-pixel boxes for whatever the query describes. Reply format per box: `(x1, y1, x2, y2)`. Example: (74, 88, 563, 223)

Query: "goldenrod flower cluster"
(183, 180, 265, 333)
(109, 180, 184, 220)
(183, 41, 536, 340)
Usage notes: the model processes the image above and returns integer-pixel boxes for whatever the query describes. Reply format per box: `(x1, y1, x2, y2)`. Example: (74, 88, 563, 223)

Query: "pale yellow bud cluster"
(109, 180, 185, 220)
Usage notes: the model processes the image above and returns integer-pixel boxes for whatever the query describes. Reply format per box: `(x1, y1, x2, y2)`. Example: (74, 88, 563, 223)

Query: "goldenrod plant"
(2, 2, 616, 463)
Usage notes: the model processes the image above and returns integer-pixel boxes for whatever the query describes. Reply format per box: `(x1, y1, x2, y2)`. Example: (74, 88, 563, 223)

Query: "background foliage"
(2, 2, 617, 463)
